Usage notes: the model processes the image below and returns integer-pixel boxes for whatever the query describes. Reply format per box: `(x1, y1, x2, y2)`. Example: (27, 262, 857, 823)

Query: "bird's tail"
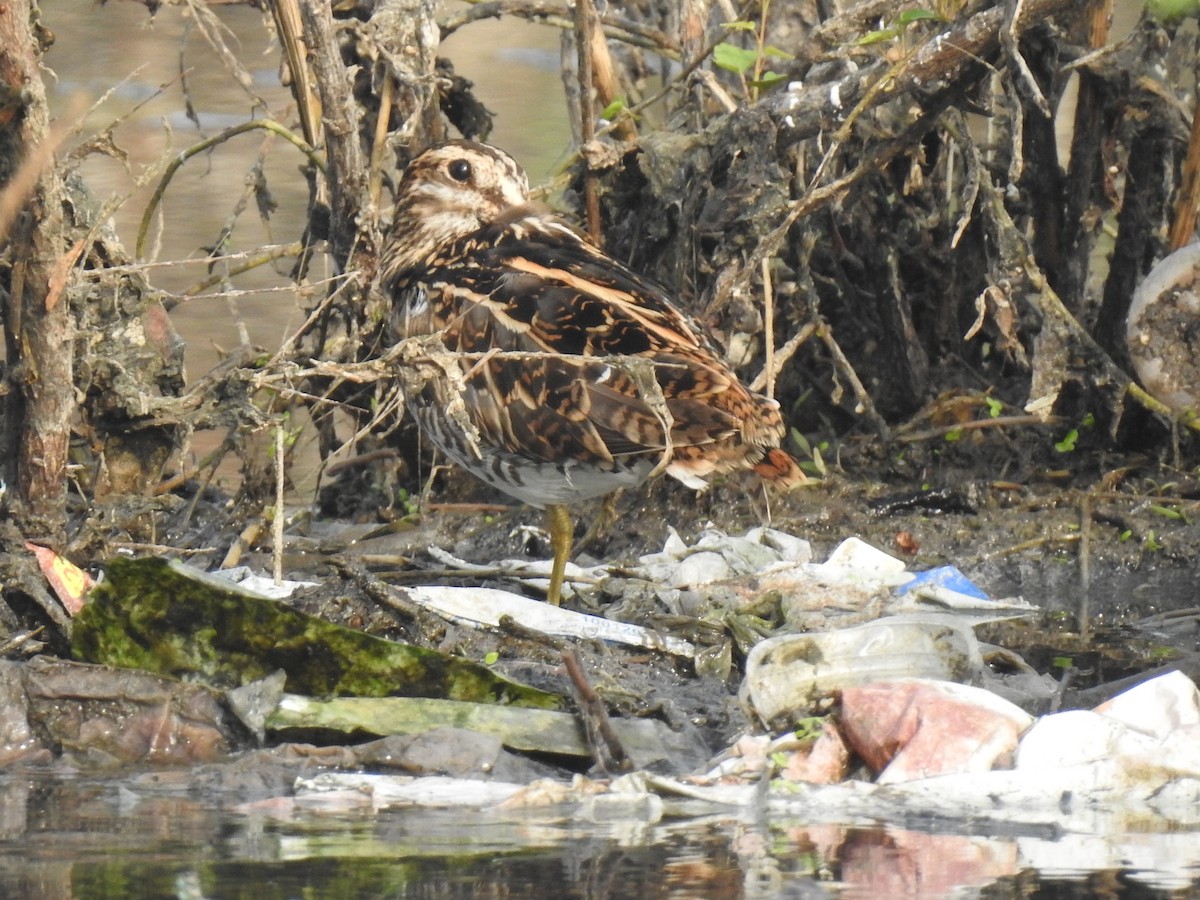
(753, 447, 807, 487)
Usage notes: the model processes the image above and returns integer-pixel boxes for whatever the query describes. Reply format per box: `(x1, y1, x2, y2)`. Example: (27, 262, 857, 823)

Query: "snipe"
(382, 140, 802, 604)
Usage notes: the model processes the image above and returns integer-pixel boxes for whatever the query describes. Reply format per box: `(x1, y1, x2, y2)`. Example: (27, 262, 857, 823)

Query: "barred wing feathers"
(402, 214, 790, 486)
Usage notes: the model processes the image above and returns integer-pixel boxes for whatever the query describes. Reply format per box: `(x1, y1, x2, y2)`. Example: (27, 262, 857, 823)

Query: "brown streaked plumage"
(382, 140, 802, 604)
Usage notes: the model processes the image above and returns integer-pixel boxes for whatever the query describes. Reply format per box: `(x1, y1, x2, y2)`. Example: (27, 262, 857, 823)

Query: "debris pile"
(2, 529, 1198, 847)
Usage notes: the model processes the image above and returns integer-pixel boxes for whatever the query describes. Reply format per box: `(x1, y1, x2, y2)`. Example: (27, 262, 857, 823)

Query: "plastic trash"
(403, 584, 696, 658)
(841, 678, 1033, 783)
(740, 614, 987, 725)
(1126, 242, 1200, 412)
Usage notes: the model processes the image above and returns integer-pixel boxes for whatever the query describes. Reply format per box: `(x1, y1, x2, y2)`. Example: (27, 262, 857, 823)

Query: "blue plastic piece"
(896, 565, 989, 600)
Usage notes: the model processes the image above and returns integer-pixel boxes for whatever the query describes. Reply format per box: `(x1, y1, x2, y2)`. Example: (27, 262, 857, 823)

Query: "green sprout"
(1055, 429, 1078, 453)
(790, 428, 828, 477)
(714, 1, 795, 98)
(856, 7, 943, 45)
(1149, 504, 1188, 523)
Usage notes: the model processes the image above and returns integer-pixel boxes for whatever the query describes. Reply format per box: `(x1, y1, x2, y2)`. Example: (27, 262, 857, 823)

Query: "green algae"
(73, 557, 562, 710)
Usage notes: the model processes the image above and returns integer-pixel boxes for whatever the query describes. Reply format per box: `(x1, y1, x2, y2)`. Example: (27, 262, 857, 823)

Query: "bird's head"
(383, 141, 530, 280)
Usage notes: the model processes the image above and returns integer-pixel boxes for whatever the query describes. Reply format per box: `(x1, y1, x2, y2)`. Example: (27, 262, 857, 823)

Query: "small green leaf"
(749, 71, 788, 89)
(1082, 412, 1096, 428)
(1119, 529, 1132, 542)
(944, 427, 964, 442)
(761, 45, 795, 60)
(855, 26, 900, 45)
(713, 43, 760, 74)
(984, 396, 1003, 418)
(722, 19, 757, 31)
(483, 651, 499, 665)
(811, 445, 827, 477)
(790, 427, 812, 456)
(1149, 504, 1184, 521)
(793, 716, 825, 742)
(896, 7, 943, 25)
(1052, 656, 1074, 670)
(1054, 429, 1078, 452)
(1146, 0, 1200, 25)
(600, 98, 626, 120)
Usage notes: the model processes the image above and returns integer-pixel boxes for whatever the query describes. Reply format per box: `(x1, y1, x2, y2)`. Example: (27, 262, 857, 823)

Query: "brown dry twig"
(136, 120, 322, 259)
(574, 0, 603, 243)
(562, 647, 633, 774)
(893, 414, 1061, 443)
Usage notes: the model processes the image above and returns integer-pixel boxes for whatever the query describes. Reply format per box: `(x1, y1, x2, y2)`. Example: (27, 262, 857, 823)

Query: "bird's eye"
(448, 159, 472, 182)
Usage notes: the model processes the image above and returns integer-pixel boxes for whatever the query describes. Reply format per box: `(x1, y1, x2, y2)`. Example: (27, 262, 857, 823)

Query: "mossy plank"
(270, 694, 710, 769)
(270, 694, 589, 755)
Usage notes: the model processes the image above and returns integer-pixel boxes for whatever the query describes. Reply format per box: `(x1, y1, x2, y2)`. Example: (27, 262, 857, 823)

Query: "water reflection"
(1, 773, 1197, 899)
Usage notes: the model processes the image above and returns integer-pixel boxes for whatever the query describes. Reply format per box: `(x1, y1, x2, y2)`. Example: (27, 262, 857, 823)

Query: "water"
(2, 771, 1199, 898)
(45, 0, 569, 374)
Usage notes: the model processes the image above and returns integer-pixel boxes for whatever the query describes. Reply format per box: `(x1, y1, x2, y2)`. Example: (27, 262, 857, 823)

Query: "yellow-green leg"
(546, 504, 573, 606)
